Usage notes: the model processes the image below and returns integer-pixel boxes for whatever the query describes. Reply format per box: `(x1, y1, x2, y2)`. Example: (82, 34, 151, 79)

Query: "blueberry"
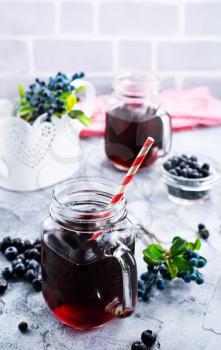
(18, 321, 28, 333)
(159, 265, 171, 280)
(190, 258, 198, 267)
(179, 161, 186, 169)
(12, 258, 23, 268)
(192, 252, 200, 259)
(14, 263, 26, 277)
(32, 278, 42, 292)
(202, 163, 210, 171)
(34, 239, 41, 245)
(185, 249, 194, 258)
(175, 167, 182, 176)
(190, 272, 197, 281)
(25, 269, 36, 282)
(26, 259, 39, 271)
(0, 279, 8, 294)
(11, 238, 24, 252)
(200, 229, 210, 240)
(197, 258, 207, 268)
(156, 279, 165, 290)
(141, 329, 157, 347)
(169, 169, 178, 176)
(0, 237, 12, 252)
(198, 223, 206, 231)
(171, 156, 180, 167)
(201, 169, 210, 177)
(183, 272, 191, 283)
(131, 341, 146, 350)
(196, 277, 204, 285)
(163, 161, 172, 171)
(190, 156, 197, 162)
(140, 272, 149, 281)
(23, 240, 32, 250)
(147, 265, 159, 273)
(181, 168, 188, 177)
(5, 246, 18, 261)
(25, 248, 38, 259)
(2, 266, 13, 280)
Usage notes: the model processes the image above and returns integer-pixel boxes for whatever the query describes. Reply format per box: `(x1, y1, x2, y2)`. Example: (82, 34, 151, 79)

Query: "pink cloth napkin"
(80, 86, 221, 138)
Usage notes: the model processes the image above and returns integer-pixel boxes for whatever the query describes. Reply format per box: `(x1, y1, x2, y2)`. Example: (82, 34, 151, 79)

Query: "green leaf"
(173, 256, 191, 271)
(170, 236, 186, 257)
(166, 258, 178, 279)
(17, 104, 33, 116)
(77, 114, 92, 127)
(186, 237, 201, 251)
(69, 110, 92, 126)
(59, 91, 71, 100)
(76, 86, 86, 94)
(18, 84, 25, 98)
(143, 244, 165, 266)
(66, 94, 77, 112)
(194, 237, 201, 250)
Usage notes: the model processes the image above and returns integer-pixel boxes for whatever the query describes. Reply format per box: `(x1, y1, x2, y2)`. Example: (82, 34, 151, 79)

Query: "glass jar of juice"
(105, 71, 172, 171)
(41, 178, 137, 330)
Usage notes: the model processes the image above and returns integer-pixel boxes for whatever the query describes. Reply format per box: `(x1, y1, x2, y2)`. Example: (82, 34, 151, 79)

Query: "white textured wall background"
(0, 0, 221, 97)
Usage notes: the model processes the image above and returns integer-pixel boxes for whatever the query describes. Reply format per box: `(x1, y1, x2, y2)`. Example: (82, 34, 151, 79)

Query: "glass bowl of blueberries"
(161, 154, 220, 204)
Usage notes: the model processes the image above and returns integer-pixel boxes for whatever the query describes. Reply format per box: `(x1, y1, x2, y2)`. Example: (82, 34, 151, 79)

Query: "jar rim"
(113, 71, 160, 99)
(51, 177, 126, 228)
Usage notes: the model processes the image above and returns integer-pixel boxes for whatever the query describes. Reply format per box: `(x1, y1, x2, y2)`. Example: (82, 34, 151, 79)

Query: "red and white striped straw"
(111, 136, 154, 205)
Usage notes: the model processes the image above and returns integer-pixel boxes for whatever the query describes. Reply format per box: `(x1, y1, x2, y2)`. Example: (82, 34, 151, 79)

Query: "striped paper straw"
(111, 136, 154, 205)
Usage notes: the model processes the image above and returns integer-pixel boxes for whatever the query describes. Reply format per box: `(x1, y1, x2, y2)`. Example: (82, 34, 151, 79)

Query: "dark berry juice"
(41, 228, 137, 330)
(105, 105, 166, 170)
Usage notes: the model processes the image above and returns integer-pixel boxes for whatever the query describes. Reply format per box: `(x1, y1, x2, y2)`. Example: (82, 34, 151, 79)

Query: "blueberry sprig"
(138, 236, 207, 301)
(17, 72, 92, 126)
(163, 154, 210, 179)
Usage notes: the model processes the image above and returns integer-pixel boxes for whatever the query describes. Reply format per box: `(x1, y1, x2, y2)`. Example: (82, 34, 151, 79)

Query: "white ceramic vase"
(0, 79, 96, 191)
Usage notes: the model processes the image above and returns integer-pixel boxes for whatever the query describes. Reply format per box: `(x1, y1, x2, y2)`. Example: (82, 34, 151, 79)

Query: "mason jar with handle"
(41, 177, 137, 330)
(105, 71, 172, 171)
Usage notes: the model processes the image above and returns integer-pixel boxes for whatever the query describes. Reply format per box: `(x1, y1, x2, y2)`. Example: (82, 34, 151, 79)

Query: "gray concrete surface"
(0, 127, 221, 350)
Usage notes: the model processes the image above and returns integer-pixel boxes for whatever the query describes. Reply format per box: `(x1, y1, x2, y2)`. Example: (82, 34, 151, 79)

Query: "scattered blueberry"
(26, 259, 39, 271)
(0, 237, 12, 252)
(131, 341, 146, 350)
(198, 223, 205, 231)
(25, 269, 36, 282)
(14, 263, 26, 277)
(190, 258, 198, 267)
(32, 278, 42, 292)
(196, 277, 204, 285)
(156, 279, 165, 290)
(18, 321, 28, 333)
(197, 258, 207, 268)
(2, 266, 14, 280)
(5, 246, 18, 261)
(141, 329, 157, 347)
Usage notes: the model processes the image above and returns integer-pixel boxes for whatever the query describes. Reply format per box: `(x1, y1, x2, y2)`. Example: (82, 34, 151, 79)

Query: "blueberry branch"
(137, 226, 207, 301)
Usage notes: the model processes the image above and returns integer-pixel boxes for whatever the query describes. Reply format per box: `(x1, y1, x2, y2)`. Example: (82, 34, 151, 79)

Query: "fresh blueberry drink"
(41, 178, 137, 330)
(105, 72, 172, 171)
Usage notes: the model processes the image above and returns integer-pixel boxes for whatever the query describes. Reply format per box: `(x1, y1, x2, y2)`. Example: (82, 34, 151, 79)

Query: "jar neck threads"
(50, 178, 127, 232)
(113, 71, 160, 103)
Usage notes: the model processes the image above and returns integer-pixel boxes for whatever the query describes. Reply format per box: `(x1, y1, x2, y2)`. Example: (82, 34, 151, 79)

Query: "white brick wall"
(1, 0, 221, 97)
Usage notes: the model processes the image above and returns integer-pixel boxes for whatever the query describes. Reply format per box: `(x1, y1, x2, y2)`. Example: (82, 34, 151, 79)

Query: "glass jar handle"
(157, 107, 172, 157)
(110, 242, 137, 317)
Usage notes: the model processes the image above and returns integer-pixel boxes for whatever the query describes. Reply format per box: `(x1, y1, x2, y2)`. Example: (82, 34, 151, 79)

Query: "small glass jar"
(105, 71, 172, 171)
(41, 178, 137, 330)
